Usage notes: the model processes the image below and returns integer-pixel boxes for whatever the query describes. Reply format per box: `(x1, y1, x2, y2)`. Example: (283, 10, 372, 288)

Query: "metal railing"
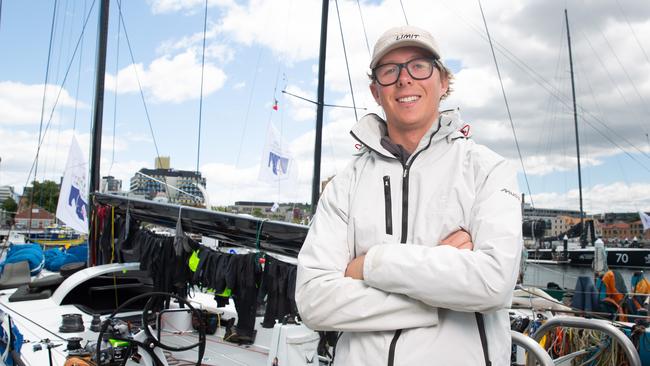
(511, 330, 554, 366)
(530, 316, 641, 366)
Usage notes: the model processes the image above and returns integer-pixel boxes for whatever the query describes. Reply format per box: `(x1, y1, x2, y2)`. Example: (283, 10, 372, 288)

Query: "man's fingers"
(440, 229, 474, 250)
(441, 229, 470, 246)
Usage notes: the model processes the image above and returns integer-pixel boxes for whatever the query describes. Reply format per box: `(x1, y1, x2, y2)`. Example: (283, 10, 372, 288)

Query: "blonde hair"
(435, 59, 454, 100)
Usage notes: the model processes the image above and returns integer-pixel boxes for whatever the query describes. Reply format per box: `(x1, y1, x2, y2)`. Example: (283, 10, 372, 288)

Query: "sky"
(0, 0, 649, 215)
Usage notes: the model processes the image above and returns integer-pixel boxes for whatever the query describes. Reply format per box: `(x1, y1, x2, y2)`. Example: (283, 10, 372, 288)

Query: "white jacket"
(296, 110, 523, 366)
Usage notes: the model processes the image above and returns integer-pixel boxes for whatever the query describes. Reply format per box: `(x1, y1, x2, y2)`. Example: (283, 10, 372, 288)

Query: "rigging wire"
(398, 0, 409, 25)
(441, 2, 650, 171)
(50, 0, 72, 181)
(108, 0, 122, 176)
(268, 68, 283, 203)
(115, 0, 175, 199)
(355, 0, 371, 57)
(598, 29, 650, 136)
(196, 0, 208, 173)
(233, 48, 264, 174)
(535, 23, 564, 159)
(72, 0, 87, 132)
(115, 1, 164, 166)
(281, 90, 366, 110)
(477, 0, 535, 207)
(29, 0, 58, 228)
(23, 0, 97, 197)
(536, 23, 565, 194)
(581, 32, 632, 111)
(334, 0, 359, 122)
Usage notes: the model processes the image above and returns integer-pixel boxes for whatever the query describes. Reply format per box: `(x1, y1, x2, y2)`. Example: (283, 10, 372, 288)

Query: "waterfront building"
(129, 158, 206, 207)
(101, 176, 122, 193)
(0, 185, 18, 204)
(14, 204, 55, 229)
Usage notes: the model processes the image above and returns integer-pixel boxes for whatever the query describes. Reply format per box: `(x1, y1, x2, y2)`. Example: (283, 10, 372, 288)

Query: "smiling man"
(296, 25, 522, 365)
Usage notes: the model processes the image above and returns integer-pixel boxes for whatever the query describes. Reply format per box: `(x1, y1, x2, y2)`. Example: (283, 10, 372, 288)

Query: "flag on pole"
(272, 98, 279, 111)
(258, 123, 297, 185)
(271, 202, 280, 212)
(56, 136, 89, 233)
(640, 211, 650, 231)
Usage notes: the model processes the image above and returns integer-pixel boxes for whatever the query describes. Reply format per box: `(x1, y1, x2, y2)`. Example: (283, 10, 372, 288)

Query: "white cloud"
(0, 128, 92, 191)
(148, 0, 206, 14)
(446, 67, 503, 108)
(0, 81, 83, 125)
(101, 159, 151, 189)
(232, 81, 246, 90)
(105, 50, 227, 103)
(200, 161, 310, 206)
(532, 182, 650, 214)
(212, 0, 324, 64)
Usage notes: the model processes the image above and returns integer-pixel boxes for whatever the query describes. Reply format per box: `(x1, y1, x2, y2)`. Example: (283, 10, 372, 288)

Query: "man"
(296, 25, 522, 366)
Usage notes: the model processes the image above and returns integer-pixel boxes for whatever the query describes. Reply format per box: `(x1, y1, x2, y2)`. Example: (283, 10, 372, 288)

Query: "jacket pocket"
(383, 176, 393, 235)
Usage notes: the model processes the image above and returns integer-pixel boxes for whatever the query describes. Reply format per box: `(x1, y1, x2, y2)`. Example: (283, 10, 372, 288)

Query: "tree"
(23, 180, 60, 213)
(252, 208, 264, 218)
(2, 197, 17, 225)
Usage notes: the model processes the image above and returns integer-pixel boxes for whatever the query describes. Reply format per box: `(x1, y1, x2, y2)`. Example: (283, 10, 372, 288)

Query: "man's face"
(370, 46, 448, 135)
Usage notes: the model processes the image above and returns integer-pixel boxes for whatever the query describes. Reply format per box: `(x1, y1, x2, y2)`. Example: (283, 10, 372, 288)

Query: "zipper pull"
(403, 169, 408, 179)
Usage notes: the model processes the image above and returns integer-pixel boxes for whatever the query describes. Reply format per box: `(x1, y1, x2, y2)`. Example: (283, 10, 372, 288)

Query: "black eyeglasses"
(372, 58, 438, 86)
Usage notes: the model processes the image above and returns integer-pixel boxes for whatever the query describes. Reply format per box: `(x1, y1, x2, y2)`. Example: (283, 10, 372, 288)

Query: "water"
(523, 262, 641, 290)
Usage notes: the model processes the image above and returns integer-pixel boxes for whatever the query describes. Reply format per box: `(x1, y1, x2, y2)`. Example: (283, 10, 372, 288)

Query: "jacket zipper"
(400, 168, 409, 244)
(387, 164, 411, 366)
(387, 136, 437, 366)
(350, 120, 441, 366)
(383, 176, 393, 235)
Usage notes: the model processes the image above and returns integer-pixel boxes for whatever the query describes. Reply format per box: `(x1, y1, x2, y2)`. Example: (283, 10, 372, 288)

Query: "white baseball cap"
(370, 25, 441, 69)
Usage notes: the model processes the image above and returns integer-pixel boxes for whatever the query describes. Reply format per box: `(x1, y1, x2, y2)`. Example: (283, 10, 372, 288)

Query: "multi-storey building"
(600, 220, 650, 243)
(130, 158, 206, 207)
(523, 205, 584, 238)
(0, 185, 18, 204)
(101, 176, 122, 193)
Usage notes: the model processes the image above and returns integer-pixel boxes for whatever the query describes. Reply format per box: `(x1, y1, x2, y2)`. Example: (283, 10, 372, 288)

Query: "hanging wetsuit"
(225, 253, 261, 342)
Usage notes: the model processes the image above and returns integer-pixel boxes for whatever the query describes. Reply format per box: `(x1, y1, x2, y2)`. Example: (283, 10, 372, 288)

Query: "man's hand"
(440, 229, 473, 250)
(345, 255, 365, 280)
(344, 229, 471, 280)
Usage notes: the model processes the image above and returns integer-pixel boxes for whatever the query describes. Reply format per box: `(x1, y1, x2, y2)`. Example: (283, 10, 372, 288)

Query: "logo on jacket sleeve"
(500, 188, 521, 201)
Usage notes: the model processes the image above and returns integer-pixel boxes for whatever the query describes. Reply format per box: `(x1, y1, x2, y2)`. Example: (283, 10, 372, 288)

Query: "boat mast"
(89, 0, 110, 264)
(564, 9, 586, 246)
(311, 0, 329, 215)
(90, 0, 110, 195)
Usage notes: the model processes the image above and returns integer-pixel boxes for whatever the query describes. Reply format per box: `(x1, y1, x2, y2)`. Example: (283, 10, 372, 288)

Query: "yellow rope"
(110, 206, 119, 309)
(110, 206, 115, 263)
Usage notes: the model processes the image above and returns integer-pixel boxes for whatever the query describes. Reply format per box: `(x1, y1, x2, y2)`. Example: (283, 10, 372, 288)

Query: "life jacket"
(631, 272, 650, 314)
(599, 270, 637, 321)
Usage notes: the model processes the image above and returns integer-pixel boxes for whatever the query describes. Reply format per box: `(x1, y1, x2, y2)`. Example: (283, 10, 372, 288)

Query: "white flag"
(640, 211, 650, 231)
(56, 136, 89, 233)
(271, 202, 280, 212)
(258, 123, 297, 185)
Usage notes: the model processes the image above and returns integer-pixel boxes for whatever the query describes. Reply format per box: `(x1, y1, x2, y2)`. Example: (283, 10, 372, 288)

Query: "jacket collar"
(350, 108, 466, 158)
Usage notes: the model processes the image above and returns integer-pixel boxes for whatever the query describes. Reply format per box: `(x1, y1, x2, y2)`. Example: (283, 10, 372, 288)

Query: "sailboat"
(525, 10, 650, 269)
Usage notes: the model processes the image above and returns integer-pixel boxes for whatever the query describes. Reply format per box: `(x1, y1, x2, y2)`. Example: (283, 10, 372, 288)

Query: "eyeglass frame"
(371, 57, 440, 87)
